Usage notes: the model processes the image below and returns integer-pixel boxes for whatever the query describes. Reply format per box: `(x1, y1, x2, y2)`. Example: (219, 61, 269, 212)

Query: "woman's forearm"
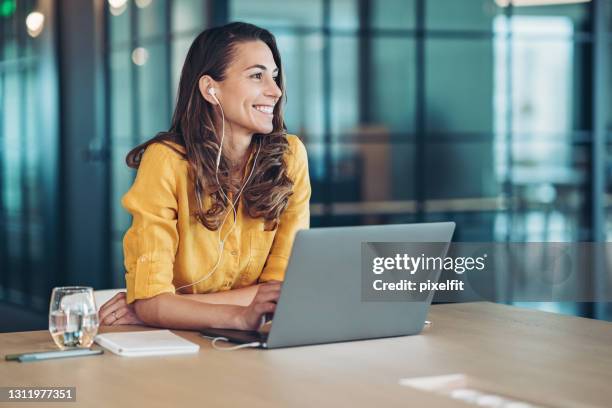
(179, 284, 261, 306)
(133, 293, 244, 330)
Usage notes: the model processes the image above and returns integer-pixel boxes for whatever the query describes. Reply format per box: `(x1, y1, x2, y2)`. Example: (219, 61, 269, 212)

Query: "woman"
(98, 22, 310, 331)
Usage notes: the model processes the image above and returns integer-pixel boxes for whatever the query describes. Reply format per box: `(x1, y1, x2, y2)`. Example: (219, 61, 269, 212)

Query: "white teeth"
(253, 105, 273, 114)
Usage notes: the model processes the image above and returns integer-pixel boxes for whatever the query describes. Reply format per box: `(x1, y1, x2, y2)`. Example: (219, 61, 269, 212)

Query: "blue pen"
(8, 349, 103, 362)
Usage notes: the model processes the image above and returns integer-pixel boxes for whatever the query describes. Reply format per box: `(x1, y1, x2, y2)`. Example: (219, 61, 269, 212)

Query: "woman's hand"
(98, 292, 144, 326)
(234, 281, 281, 331)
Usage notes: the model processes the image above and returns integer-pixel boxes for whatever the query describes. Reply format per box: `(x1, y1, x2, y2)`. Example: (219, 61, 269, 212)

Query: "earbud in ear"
(208, 88, 216, 96)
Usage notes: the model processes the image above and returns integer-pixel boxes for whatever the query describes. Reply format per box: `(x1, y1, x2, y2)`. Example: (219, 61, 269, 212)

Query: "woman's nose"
(265, 76, 282, 100)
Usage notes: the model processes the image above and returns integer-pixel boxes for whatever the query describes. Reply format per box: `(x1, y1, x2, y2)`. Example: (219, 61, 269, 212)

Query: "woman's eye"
(251, 72, 263, 80)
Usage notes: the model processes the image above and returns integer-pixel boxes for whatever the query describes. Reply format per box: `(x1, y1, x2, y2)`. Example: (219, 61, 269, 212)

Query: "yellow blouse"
(122, 134, 311, 304)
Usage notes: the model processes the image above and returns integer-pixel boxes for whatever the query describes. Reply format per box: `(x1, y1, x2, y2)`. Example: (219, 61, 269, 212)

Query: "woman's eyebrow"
(244, 64, 279, 73)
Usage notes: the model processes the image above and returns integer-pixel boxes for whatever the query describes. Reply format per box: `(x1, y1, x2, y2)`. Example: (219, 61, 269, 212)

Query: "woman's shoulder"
(282, 134, 308, 179)
(137, 141, 188, 182)
(284, 133, 308, 161)
(143, 141, 186, 161)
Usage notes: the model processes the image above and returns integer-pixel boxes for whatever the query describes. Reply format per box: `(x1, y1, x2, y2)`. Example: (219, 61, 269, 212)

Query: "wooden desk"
(1, 302, 611, 407)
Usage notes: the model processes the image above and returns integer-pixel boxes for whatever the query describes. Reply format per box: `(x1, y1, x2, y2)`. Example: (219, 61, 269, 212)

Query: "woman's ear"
(198, 75, 219, 105)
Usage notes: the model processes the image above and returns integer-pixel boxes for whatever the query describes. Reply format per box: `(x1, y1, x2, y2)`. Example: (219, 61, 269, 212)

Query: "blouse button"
(138, 255, 147, 262)
(231, 250, 238, 256)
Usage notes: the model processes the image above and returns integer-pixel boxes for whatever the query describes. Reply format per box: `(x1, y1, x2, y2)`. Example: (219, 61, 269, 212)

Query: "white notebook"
(94, 330, 200, 357)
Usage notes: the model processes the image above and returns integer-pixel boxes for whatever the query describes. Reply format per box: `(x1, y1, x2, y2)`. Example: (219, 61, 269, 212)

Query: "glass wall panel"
(371, 0, 416, 30)
(137, 0, 167, 39)
(171, 34, 196, 104)
(330, 0, 358, 30)
(608, 43, 612, 132)
(507, 141, 589, 242)
(172, 0, 206, 34)
(137, 42, 170, 141)
(508, 39, 591, 133)
(230, 0, 323, 28)
(426, 0, 505, 32)
(330, 37, 359, 137)
(425, 142, 498, 200)
(101, 0, 610, 321)
(110, 49, 133, 141)
(1, 0, 59, 309)
(371, 37, 416, 133)
(109, 2, 130, 47)
(330, 142, 416, 204)
(510, 2, 592, 34)
(426, 39, 494, 134)
(274, 32, 324, 140)
(303, 142, 325, 205)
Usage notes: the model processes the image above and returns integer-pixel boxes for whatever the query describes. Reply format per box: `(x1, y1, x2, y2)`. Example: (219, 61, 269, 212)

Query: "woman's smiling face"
(210, 40, 282, 137)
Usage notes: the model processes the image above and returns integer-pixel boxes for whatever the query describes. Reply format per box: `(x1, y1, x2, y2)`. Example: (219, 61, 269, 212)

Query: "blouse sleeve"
(258, 136, 311, 282)
(122, 143, 179, 304)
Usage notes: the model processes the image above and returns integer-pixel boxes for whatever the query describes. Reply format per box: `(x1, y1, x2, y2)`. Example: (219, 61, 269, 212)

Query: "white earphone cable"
(210, 337, 261, 351)
(175, 89, 260, 292)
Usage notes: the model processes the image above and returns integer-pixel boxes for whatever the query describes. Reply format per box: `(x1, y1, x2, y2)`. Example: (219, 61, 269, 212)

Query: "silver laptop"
(200, 222, 455, 348)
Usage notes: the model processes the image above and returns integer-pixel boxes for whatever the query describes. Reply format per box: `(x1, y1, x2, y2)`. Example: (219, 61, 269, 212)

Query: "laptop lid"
(265, 222, 455, 349)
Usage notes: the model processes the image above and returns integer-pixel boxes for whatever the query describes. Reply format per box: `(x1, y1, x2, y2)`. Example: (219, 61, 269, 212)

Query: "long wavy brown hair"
(126, 22, 293, 231)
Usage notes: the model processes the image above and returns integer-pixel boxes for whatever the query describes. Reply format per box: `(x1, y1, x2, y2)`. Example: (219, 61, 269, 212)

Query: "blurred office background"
(0, 0, 611, 331)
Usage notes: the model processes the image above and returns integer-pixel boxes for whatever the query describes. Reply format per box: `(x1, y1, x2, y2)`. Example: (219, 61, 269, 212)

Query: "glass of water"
(49, 286, 99, 349)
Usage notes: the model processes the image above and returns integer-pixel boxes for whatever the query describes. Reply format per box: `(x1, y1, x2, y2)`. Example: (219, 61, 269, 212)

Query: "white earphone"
(175, 87, 261, 292)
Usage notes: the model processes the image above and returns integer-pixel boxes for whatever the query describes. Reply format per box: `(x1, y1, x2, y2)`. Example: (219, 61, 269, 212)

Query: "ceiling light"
(25, 11, 44, 38)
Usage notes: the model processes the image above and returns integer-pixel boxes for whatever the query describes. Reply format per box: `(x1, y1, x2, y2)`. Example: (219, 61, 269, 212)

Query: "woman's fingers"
(100, 305, 122, 325)
(112, 314, 142, 325)
(113, 306, 130, 320)
(256, 282, 281, 295)
(103, 305, 141, 326)
(101, 312, 117, 326)
(99, 292, 126, 311)
(254, 302, 276, 315)
(99, 292, 126, 317)
(254, 289, 280, 304)
(100, 296, 129, 325)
